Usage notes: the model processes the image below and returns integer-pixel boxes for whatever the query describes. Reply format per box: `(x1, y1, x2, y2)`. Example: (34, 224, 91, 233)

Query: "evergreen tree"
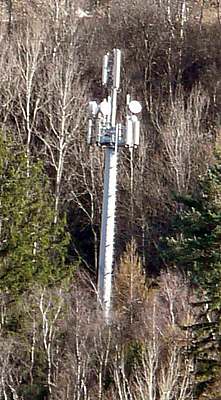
(0, 136, 72, 297)
(164, 149, 221, 399)
(166, 150, 221, 303)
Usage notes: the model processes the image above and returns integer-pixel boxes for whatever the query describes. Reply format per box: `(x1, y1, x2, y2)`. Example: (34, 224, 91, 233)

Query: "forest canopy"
(0, 0, 220, 399)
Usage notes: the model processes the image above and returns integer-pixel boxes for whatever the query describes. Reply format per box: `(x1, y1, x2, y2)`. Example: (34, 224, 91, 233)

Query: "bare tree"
(15, 22, 45, 174)
(39, 49, 86, 222)
(114, 239, 147, 325)
(153, 87, 210, 194)
(38, 287, 65, 394)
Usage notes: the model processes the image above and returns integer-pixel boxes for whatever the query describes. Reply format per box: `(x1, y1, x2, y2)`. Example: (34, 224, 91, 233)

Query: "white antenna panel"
(113, 49, 121, 89)
(133, 118, 140, 146)
(95, 119, 102, 143)
(126, 117, 133, 146)
(88, 101, 98, 116)
(102, 53, 109, 86)
(117, 123, 122, 142)
(107, 95, 111, 124)
(87, 119, 93, 144)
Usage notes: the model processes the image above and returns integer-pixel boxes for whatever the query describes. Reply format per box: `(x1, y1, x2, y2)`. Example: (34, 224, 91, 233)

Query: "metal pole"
(97, 51, 120, 322)
(98, 144, 117, 321)
(87, 49, 141, 323)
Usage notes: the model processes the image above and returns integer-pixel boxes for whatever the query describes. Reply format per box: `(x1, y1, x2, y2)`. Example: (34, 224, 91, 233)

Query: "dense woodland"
(0, 0, 220, 399)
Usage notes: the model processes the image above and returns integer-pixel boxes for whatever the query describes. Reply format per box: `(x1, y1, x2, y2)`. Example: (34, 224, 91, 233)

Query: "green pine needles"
(0, 136, 72, 297)
(164, 148, 221, 399)
(166, 149, 221, 306)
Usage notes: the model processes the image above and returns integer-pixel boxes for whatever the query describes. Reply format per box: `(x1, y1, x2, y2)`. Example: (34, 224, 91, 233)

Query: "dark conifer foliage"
(165, 149, 221, 399)
(166, 149, 221, 304)
(0, 136, 73, 297)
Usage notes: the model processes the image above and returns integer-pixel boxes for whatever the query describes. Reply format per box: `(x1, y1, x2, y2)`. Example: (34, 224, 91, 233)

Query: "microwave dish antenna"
(128, 100, 142, 114)
(100, 99, 111, 116)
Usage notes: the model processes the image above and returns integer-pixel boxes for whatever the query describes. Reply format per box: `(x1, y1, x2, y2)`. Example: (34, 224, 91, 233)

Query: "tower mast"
(87, 49, 142, 322)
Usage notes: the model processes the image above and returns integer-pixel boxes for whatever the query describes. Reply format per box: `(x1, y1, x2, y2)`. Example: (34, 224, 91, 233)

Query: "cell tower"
(87, 49, 142, 322)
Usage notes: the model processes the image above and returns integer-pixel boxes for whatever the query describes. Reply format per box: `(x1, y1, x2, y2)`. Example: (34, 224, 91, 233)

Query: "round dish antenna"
(128, 100, 142, 114)
(100, 99, 111, 116)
